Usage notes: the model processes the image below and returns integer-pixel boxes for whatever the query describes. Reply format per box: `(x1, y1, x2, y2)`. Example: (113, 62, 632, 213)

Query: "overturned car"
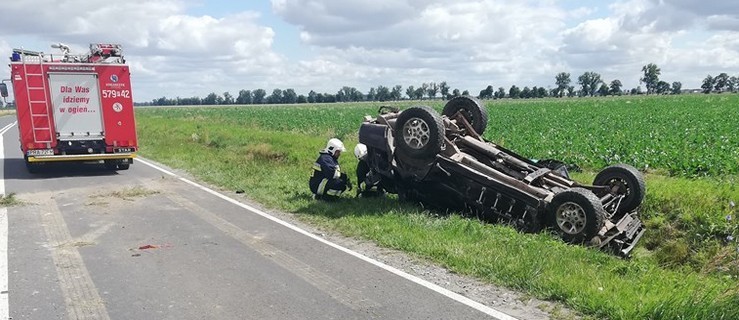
(358, 96, 646, 257)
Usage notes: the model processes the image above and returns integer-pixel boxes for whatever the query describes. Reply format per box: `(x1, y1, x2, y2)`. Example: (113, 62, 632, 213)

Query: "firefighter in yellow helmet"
(309, 138, 352, 200)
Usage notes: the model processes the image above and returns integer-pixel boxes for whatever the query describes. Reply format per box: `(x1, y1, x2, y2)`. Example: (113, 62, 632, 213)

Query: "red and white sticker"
(112, 102, 123, 112)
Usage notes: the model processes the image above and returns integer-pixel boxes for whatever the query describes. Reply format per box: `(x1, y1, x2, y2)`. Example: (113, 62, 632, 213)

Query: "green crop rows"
(143, 94, 739, 178)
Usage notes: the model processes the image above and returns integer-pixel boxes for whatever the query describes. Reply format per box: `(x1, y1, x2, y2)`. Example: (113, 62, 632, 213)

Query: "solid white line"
(0, 121, 15, 320)
(137, 157, 517, 320)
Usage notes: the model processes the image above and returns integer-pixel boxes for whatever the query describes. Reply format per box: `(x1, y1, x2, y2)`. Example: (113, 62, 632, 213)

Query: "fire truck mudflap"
(9, 43, 138, 173)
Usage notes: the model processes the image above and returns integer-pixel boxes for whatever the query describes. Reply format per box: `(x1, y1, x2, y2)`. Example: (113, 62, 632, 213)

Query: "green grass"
(0, 193, 22, 207)
(136, 95, 739, 320)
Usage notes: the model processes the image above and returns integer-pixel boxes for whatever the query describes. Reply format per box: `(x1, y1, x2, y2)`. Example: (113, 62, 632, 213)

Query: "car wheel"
(117, 163, 130, 170)
(593, 164, 645, 214)
(442, 95, 489, 135)
(548, 188, 606, 243)
(395, 106, 444, 160)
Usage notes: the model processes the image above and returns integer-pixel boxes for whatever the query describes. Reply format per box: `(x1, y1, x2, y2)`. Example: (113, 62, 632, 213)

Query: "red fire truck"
(6, 43, 138, 173)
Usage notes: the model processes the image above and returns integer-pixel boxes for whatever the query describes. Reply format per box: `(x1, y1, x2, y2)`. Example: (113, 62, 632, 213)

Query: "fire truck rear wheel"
(118, 163, 130, 170)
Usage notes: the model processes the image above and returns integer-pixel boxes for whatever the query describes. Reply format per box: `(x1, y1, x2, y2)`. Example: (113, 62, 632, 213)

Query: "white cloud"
(274, 0, 569, 92)
(0, 0, 736, 100)
(0, 0, 284, 101)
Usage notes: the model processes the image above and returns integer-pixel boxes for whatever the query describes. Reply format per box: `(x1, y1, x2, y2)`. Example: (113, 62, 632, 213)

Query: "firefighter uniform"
(356, 159, 384, 197)
(309, 151, 349, 199)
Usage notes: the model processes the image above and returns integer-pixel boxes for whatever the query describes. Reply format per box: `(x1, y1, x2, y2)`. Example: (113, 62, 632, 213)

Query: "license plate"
(115, 148, 134, 153)
(27, 149, 54, 156)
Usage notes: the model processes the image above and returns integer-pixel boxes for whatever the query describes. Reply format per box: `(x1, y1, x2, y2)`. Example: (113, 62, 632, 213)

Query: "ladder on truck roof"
(19, 51, 54, 144)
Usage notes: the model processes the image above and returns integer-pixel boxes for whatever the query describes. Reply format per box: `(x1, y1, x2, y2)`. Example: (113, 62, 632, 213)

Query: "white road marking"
(138, 157, 518, 320)
(0, 121, 17, 320)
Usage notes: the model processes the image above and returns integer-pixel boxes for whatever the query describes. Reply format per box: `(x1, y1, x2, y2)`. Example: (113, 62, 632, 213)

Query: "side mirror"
(0, 83, 8, 98)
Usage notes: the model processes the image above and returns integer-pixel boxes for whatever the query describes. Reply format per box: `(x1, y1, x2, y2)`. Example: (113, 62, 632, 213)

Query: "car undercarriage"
(358, 96, 646, 257)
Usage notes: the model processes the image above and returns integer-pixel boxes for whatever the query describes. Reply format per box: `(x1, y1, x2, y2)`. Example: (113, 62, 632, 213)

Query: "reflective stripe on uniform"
(317, 178, 329, 195)
(326, 189, 342, 196)
(333, 166, 341, 179)
(312, 163, 321, 171)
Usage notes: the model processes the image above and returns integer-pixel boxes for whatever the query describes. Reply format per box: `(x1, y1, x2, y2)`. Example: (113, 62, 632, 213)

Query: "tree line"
(700, 73, 739, 94)
(137, 63, 736, 106)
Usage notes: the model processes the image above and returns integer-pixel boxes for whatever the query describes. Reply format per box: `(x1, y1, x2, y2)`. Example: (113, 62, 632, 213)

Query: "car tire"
(394, 106, 444, 160)
(442, 95, 489, 135)
(593, 164, 645, 214)
(548, 187, 606, 243)
(118, 163, 131, 170)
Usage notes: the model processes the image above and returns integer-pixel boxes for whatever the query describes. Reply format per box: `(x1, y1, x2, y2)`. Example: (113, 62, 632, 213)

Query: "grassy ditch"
(136, 99, 739, 320)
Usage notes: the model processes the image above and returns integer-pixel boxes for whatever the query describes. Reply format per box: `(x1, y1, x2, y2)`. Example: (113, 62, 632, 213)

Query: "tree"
(236, 89, 252, 104)
(521, 87, 531, 99)
(223, 92, 234, 104)
(609, 80, 623, 96)
(307, 90, 317, 103)
(391, 85, 403, 101)
(297, 95, 307, 103)
(671, 81, 682, 94)
(452, 88, 461, 97)
(414, 87, 425, 100)
(714, 73, 729, 92)
(439, 81, 450, 99)
(655, 81, 670, 94)
(567, 86, 576, 97)
(406, 86, 415, 100)
(509, 85, 521, 99)
(577, 71, 602, 97)
(427, 82, 439, 99)
(728, 76, 739, 92)
(701, 75, 715, 94)
(555, 72, 571, 97)
(597, 84, 609, 96)
(420, 83, 429, 99)
(351, 88, 365, 102)
(479, 85, 494, 99)
(462, 90, 470, 96)
(537, 87, 548, 98)
(495, 87, 506, 99)
(283, 88, 297, 104)
(376, 86, 391, 101)
(267, 89, 283, 104)
(367, 87, 376, 101)
(729, 76, 738, 93)
(252, 89, 266, 104)
(203, 92, 218, 105)
(641, 63, 661, 94)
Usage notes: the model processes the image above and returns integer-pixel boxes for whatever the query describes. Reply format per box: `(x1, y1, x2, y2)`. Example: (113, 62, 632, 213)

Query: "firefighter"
(354, 143, 385, 197)
(309, 138, 352, 200)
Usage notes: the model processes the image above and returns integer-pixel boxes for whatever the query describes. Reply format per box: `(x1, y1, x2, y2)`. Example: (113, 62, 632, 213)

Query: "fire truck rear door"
(48, 73, 104, 140)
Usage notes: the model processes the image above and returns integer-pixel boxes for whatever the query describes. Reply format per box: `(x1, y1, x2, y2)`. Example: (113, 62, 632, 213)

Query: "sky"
(1, 0, 737, 102)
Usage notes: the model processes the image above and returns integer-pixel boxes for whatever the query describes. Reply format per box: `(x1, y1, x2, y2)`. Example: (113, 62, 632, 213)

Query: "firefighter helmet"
(325, 138, 346, 156)
(354, 143, 368, 160)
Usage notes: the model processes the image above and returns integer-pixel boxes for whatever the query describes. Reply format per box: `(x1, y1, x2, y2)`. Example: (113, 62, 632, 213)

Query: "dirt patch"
(89, 186, 159, 201)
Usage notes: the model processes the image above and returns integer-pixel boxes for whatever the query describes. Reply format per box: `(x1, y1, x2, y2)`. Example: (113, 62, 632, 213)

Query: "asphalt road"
(0, 115, 516, 320)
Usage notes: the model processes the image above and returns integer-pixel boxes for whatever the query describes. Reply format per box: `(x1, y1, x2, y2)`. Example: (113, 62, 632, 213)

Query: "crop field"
(136, 94, 739, 320)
